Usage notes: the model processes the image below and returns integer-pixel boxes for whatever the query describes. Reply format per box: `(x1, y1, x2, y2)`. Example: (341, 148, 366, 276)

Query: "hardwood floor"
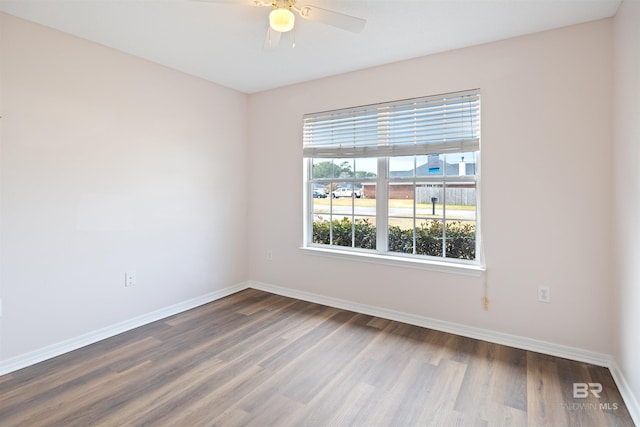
(0, 289, 634, 426)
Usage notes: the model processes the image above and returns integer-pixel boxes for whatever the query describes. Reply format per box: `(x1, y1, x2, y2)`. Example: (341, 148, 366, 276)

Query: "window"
(304, 89, 480, 267)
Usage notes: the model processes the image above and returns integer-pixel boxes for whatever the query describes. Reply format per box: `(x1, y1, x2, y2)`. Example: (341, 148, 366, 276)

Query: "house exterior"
(362, 160, 476, 203)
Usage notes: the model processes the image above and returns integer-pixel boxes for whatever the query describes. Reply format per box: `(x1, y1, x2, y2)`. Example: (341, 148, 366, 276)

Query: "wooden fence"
(362, 183, 476, 206)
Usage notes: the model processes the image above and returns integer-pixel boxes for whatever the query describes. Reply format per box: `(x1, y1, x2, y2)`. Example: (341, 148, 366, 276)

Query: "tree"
(312, 160, 377, 179)
(356, 170, 377, 179)
(312, 161, 334, 179)
(337, 161, 353, 178)
(312, 161, 356, 179)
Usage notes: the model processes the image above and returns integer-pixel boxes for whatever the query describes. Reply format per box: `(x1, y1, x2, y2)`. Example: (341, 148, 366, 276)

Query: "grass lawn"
(313, 197, 475, 229)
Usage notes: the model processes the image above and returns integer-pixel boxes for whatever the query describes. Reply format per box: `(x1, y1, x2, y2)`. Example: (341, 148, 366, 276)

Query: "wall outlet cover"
(125, 271, 136, 287)
(538, 286, 551, 303)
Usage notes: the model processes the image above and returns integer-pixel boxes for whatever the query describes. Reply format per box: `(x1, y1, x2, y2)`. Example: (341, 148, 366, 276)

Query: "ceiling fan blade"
(297, 5, 366, 33)
(263, 27, 282, 50)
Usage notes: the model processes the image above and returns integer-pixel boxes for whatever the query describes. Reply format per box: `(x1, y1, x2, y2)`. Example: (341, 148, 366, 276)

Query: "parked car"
(313, 188, 327, 198)
(332, 187, 355, 198)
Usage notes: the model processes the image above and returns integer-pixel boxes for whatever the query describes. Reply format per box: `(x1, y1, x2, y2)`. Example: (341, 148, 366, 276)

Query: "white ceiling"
(0, 0, 622, 93)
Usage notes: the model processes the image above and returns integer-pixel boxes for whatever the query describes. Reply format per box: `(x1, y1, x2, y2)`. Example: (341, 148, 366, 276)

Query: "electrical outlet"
(267, 250, 273, 261)
(538, 286, 551, 303)
(125, 271, 136, 287)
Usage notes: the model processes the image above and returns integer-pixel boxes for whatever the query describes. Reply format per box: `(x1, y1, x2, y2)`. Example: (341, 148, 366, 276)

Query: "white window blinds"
(303, 89, 480, 159)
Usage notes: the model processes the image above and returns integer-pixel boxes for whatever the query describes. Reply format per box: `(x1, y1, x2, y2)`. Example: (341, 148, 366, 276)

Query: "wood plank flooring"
(0, 289, 635, 426)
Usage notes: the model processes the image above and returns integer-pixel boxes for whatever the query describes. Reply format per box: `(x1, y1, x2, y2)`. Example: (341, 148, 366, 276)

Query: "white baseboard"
(0, 282, 249, 376)
(609, 360, 640, 425)
(248, 280, 640, 426)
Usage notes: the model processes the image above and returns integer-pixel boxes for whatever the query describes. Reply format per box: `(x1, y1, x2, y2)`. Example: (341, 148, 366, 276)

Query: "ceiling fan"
(199, 0, 366, 48)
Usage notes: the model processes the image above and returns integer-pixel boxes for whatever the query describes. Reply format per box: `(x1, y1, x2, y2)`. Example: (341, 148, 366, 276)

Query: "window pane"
(312, 158, 334, 179)
(311, 159, 358, 179)
(354, 216, 376, 249)
(390, 155, 447, 178)
(445, 152, 477, 176)
(389, 156, 416, 178)
(445, 220, 476, 260)
(331, 216, 352, 247)
(328, 196, 352, 217)
(415, 183, 444, 256)
(335, 159, 354, 178)
(416, 183, 443, 218)
(444, 181, 476, 259)
(388, 182, 414, 202)
(312, 200, 329, 219)
(388, 215, 413, 254)
(416, 154, 444, 177)
(415, 219, 444, 257)
(312, 183, 329, 204)
(355, 158, 377, 179)
(312, 215, 330, 245)
(388, 181, 417, 255)
(353, 189, 374, 217)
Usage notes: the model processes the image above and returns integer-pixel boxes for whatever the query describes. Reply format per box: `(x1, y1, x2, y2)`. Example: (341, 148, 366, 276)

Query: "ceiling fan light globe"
(269, 8, 295, 32)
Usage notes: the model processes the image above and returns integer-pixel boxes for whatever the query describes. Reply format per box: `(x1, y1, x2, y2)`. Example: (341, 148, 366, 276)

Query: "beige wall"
(614, 0, 640, 411)
(0, 13, 249, 359)
(248, 19, 614, 354)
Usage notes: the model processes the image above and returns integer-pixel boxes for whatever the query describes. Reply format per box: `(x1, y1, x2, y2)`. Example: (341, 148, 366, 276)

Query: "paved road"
(313, 205, 475, 221)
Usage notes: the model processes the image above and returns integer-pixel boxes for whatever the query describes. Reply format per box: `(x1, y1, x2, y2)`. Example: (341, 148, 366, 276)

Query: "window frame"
(302, 90, 483, 272)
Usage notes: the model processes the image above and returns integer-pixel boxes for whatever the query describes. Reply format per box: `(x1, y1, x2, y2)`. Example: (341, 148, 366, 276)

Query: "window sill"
(299, 246, 485, 277)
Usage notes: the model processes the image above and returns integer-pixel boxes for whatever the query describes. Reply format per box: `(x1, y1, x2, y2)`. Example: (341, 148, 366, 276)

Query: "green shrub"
(388, 226, 413, 254)
(332, 217, 352, 247)
(444, 221, 476, 260)
(313, 217, 376, 249)
(313, 219, 331, 245)
(354, 218, 376, 249)
(313, 218, 475, 260)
